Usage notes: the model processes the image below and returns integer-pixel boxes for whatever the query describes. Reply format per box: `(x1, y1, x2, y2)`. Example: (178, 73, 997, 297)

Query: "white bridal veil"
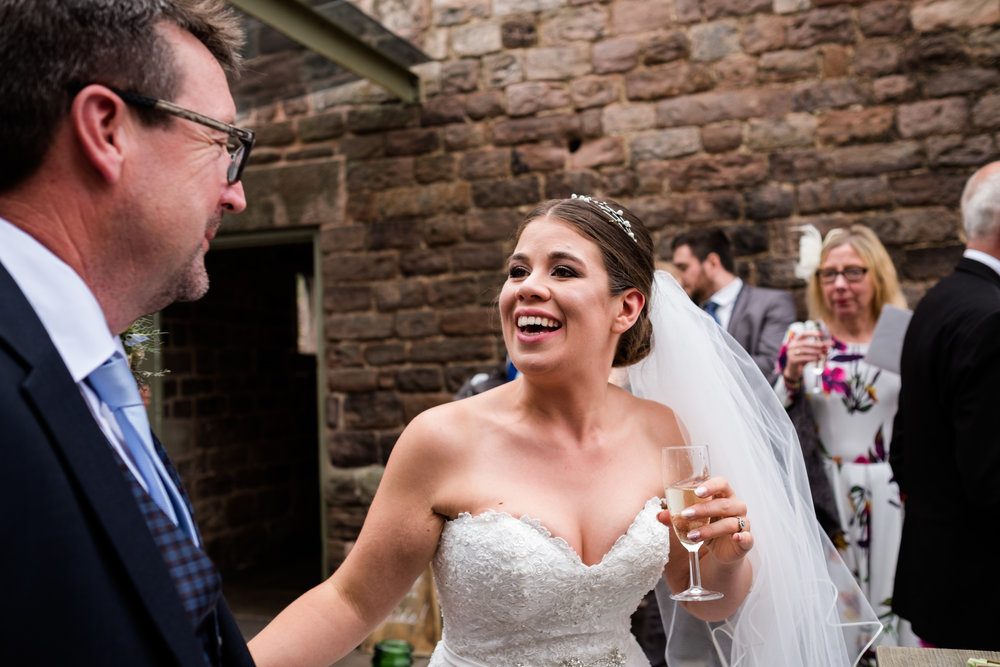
(628, 272, 882, 667)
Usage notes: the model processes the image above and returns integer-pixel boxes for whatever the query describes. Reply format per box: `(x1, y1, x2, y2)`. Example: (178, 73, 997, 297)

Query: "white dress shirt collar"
(705, 277, 743, 330)
(963, 248, 1000, 279)
(0, 217, 119, 381)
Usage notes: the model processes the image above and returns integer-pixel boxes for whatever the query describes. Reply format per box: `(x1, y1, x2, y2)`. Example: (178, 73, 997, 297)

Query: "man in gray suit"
(672, 229, 795, 384)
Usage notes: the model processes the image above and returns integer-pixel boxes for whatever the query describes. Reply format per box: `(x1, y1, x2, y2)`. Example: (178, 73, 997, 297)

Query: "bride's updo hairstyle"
(518, 196, 655, 367)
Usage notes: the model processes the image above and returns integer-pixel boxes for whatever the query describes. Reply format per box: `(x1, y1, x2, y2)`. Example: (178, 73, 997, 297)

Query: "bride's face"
(500, 216, 622, 375)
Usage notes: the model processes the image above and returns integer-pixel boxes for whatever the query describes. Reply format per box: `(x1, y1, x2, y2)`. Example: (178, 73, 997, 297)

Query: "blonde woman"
(775, 224, 912, 655)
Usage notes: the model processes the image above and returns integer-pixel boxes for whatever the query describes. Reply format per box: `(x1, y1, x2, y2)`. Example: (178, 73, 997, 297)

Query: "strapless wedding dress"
(427, 497, 670, 667)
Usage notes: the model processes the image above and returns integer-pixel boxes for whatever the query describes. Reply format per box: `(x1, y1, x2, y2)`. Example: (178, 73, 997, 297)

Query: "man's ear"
(612, 288, 645, 333)
(70, 85, 128, 184)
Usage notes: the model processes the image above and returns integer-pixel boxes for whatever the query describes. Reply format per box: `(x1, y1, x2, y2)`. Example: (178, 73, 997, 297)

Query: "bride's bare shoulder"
(397, 385, 509, 455)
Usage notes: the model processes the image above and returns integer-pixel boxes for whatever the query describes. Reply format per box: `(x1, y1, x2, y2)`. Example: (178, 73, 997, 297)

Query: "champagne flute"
(803, 320, 827, 395)
(663, 445, 724, 601)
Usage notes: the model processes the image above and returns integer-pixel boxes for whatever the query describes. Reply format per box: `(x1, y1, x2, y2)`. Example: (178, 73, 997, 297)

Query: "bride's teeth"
(517, 315, 559, 329)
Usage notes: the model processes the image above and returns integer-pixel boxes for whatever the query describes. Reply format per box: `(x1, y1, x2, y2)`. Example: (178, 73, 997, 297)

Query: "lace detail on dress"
(428, 497, 669, 667)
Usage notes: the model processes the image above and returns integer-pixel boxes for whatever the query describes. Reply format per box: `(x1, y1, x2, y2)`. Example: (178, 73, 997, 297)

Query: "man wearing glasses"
(0, 1, 255, 664)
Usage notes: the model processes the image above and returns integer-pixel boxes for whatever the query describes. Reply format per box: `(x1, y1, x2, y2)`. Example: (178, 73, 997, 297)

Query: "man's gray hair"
(961, 163, 1000, 242)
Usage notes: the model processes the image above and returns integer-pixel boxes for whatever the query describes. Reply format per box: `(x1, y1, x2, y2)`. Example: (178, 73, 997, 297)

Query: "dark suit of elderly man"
(890, 161, 1000, 650)
(672, 228, 796, 384)
(0, 1, 256, 664)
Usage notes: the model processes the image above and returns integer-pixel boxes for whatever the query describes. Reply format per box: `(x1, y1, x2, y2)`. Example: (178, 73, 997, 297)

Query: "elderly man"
(671, 228, 796, 383)
(890, 162, 1000, 650)
(0, 1, 255, 664)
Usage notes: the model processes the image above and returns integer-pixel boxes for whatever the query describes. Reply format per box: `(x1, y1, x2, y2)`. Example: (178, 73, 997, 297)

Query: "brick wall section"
(229, 0, 1000, 569)
(160, 245, 318, 574)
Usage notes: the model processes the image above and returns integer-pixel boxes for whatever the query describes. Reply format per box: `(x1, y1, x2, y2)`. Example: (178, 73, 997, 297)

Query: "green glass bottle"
(372, 639, 413, 667)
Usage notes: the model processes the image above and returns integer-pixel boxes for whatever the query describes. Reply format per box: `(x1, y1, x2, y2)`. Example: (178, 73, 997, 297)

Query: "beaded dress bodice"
(427, 497, 670, 667)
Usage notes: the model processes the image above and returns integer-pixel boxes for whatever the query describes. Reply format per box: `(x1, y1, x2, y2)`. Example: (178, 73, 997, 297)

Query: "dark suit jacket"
(890, 257, 1000, 649)
(727, 284, 797, 384)
(0, 262, 254, 665)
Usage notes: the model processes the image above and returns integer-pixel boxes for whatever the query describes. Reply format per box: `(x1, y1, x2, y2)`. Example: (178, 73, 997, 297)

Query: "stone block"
(701, 124, 743, 153)
(432, 0, 491, 26)
(603, 103, 656, 134)
(903, 31, 969, 70)
(684, 191, 742, 223)
(829, 177, 892, 212)
(713, 54, 757, 89)
(890, 172, 968, 207)
(524, 44, 592, 80)
(379, 182, 472, 218)
(373, 280, 427, 311)
(299, 111, 347, 142)
(451, 243, 506, 272)
(442, 59, 481, 94)
(746, 113, 817, 151)
(925, 68, 1000, 97)
(656, 89, 790, 127)
(610, 0, 674, 34)
(324, 313, 395, 340)
(346, 105, 419, 134)
(643, 31, 689, 64)
(327, 369, 379, 392)
(900, 244, 965, 281)
(787, 6, 855, 48)
(443, 123, 488, 151)
(973, 94, 1000, 129)
(758, 49, 819, 83)
(494, 0, 563, 15)
(466, 90, 506, 119)
(830, 141, 924, 176)
(415, 154, 457, 184)
(340, 134, 385, 160)
(540, 5, 607, 44)
(324, 286, 373, 313)
(863, 208, 961, 244)
(625, 63, 711, 100)
(385, 128, 440, 157)
(912, 0, 1000, 32)
(873, 75, 918, 103)
(593, 38, 640, 74)
(820, 44, 850, 77)
(742, 14, 785, 55)
(493, 114, 581, 145)
(346, 158, 414, 192)
(237, 161, 341, 231)
(689, 20, 741, 62)
(629, 128, 702, 161)
(571, 76, 622, 110)
(769, 149, 832, 183)
(702, 0, 770, 18)
(343, 391, 404, 430)
(483, 52, 525, 89)
(395, 368, 444, 393)
(410, 338, 496, 362)
(897, 97, 969, 138)
(634, 161, 670, 194)
(452, 20, 503, 57)
(927, 134, 999, 167)
(421, 95, 467, 126)
(854, 41, 903, 77)
(426, 273, 493, 306)
(791, 79, 867, 112)
(859, 0, 911, 36)
(665, 155, 770, 191)
(513, 143, 568, 172)
(502, 15, 538, 48)
(367, 218, 423, 250)
(506, 81, 572, 117)
(602, 168, 637, 197)
(817, 107, 895, 145)
(460, 148, 512, 180)
(472, 175, 541, 207)
(399, 248, 450, 276)
(543, 171, 602, 199)
(465, 208, 524, 242)
(745, 185, 795, 220)
(423, 214, 466, 245)
(569, 136, 625, 169)
(395, 311, 439, 338)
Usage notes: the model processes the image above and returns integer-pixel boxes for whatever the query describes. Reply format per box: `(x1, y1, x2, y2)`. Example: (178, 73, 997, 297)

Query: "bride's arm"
(248, 409, 453, 667)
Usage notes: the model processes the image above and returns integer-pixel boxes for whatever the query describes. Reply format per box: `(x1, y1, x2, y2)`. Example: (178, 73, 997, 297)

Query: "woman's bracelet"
(783, 373, 801, 390)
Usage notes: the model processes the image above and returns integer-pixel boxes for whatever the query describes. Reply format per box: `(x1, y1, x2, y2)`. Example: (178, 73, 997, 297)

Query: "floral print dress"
(774, 321, 912, 653)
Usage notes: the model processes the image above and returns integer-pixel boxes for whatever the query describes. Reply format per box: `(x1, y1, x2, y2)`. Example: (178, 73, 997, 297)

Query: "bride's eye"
(508, 265, 529, 279)
(552, 265, 579, 278)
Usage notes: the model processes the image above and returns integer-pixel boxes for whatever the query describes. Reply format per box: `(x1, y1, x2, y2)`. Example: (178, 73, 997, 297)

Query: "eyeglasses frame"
(112, 88, 254, 185)
(816, 266, 869, 284)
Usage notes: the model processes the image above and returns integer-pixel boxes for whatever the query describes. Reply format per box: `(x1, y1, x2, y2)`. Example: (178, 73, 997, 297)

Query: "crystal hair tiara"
(570, 194, 637, 242)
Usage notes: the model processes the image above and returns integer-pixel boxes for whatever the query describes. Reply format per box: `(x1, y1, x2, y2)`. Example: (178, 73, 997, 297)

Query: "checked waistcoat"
(114, 438, 223, 666)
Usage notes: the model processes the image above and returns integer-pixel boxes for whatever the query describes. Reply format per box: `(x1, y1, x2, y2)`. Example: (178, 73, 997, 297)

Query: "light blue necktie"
(87, 352, 196, 541)
(704, 301, 721, 325)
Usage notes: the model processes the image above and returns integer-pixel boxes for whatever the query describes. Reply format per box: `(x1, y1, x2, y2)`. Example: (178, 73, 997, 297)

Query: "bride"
(248, 196, 880, 667)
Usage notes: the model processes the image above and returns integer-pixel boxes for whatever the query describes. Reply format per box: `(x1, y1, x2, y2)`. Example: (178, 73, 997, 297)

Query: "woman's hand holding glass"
(783, 325, 830, 390)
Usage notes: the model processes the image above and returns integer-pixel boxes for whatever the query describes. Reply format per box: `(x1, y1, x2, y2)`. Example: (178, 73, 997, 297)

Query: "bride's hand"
(658, 475, 753, 564)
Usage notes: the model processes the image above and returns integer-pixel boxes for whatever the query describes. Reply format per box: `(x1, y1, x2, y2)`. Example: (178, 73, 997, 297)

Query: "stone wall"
(229, 0, 1000, 569)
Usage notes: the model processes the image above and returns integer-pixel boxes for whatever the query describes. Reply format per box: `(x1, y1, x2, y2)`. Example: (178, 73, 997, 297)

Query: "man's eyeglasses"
(817, 266, 868, 284)
(113, 88, 254, 185)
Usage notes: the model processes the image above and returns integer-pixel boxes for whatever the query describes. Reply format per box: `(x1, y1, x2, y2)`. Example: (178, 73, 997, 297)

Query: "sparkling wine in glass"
(803, 320, 827, 395)
(663, 445, 724, 602)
